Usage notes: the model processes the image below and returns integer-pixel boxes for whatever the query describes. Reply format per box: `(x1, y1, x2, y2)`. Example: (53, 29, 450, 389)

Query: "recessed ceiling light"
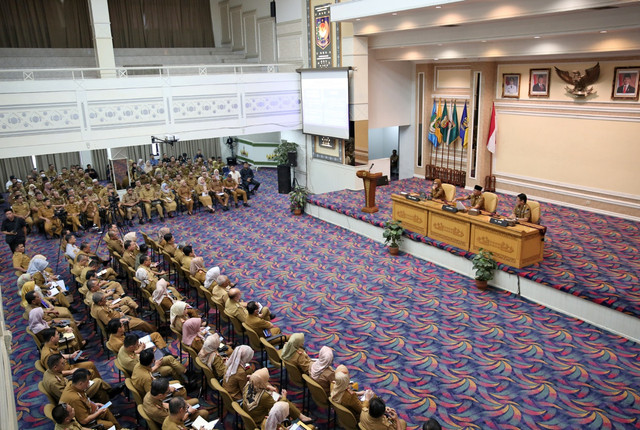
(534, 36, 541, 39)
(435, 5, 442, 8)
(434, 58, 439, 61)
(392, 12, 398, 16)
(599, 30, 607, 33)
(437, 43, 443, 46)
(356, 18, 361, 21)
(481, 40, 487, 43)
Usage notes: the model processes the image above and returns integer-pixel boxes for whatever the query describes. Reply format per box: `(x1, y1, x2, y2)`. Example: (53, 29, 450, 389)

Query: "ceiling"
(330, 0, 640, 63)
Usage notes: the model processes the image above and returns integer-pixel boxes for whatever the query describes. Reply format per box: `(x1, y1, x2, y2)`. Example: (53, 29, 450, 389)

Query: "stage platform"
(307, 177, 640, 343)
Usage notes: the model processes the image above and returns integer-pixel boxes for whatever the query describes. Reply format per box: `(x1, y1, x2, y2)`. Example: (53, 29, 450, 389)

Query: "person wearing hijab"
(160, 183, 177, 218)
(177, 179, 194, 215)
(263, 401, 292, 430)
(151, 279, 181, 312)
(195, 177, 215, 213)
(430, 178, 446, 200)
(223, 345, 255, 400)
(157, 227, 171, 245)
(144, 160, 153, 174)
(28, 307, 84, 348)
(190, 257, 206, 284)
(169, 301, 199, 333)
(242, 368, 311, 427)
(310, 346, 336, 395)
(197, 333, 229, 380)
(181, 317, 206, 353)
(280, 333, 312, 375)
(27, 255, 58, 288)
(203, 266, 220, 291)
(330, 365, 374, 421)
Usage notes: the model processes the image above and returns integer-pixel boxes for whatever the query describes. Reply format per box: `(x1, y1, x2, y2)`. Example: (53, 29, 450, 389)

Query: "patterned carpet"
(2, 168, 640, 429)
(309, 177, 640, 320)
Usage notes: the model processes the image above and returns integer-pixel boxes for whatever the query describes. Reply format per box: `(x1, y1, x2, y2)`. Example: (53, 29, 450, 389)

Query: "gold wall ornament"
(554, 62, 600, 97)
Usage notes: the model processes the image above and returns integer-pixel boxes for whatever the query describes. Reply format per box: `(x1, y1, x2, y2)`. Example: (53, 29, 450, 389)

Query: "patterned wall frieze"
(244, 90, 301, 117)
(0, 103, 81, 136)
(87, 98, 166, 129)
(171, 95, 241, 123)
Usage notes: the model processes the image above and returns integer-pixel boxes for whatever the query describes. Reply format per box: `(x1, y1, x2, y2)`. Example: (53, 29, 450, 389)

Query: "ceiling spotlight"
(599, 30, 607, 33)
(356, 18, 361, 21)
(534, 36, 541, 39)
(436, 5, 442, 8)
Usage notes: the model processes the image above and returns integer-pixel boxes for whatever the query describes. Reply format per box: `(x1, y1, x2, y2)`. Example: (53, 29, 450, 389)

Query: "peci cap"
(474, 185, 483, 191)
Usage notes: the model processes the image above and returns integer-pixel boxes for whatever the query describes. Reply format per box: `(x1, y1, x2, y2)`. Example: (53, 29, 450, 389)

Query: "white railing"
(0, 63, 298, 81)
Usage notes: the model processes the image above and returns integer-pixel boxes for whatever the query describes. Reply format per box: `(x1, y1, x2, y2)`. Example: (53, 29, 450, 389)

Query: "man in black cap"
(454, 184, 485, 210)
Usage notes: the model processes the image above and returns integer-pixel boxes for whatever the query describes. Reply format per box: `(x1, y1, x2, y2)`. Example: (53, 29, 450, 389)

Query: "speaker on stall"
(287, 151, 297, 167)
(277, 165, 291, 194)
(270, 1, 276, 18)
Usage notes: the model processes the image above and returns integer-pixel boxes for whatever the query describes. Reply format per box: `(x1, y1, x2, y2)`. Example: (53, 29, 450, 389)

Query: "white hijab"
(204, 266, 220, 290)
(152, 279, 170, 304)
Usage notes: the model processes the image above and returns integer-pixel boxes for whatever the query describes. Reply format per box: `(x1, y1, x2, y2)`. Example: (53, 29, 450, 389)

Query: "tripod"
(93, 203, 129, 256)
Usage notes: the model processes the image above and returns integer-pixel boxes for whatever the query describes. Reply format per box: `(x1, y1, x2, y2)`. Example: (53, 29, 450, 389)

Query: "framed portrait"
(502, 73, 520, 98)
(612, 67, 640, 100)
(529, 68, 550, 97)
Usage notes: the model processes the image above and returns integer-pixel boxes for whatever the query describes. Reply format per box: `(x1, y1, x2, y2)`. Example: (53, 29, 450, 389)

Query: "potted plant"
(471, 248, 498, 289)
(272, 140, 299, 194)
(382, 219, 404, 255)
(289, 185, 310, 215)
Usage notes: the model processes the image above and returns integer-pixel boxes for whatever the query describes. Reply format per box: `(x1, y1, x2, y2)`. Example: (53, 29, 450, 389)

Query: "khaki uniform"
(65, 202, 83, 231)
(59, 383, 121, 429)
(246, 313, 284, 345)
(92, 304, 156, 333)
(82, 200, 101, 228)
(131, 362, 186, 398)
(40, 205, 63, 236)
(12, 201, 33, 228)
(223, 366, 248, 401)
(160, 191, 177, 213)
(210, 179, 229, 206)
(143, 392, 206, 426)
(222, 177, 248, 205)
(286, 349, 311, 375)
(177, 185, 193, 213)
(122, 192, 143, 220)
(40, 344, 99, 379)
(514, 203, 532, 222)
(360, 401, 407, 430)
(162, 415, 188, 430)
(42, 368, 111, 403)
(12, 251, 30, 276)
(243, 389, 301, 427)
(139, 187, 164, 219)
(107, 332, 167, 353)
(194, 184, 213, 207)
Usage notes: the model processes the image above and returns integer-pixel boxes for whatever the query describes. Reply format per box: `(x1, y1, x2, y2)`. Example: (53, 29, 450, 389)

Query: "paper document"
(192, 416, 219, 430)
(52, 279, 67, 291)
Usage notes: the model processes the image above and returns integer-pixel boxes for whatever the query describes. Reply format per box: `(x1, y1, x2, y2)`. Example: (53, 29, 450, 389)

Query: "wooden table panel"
(428, 211, 471, 250)
(392, 200, 428, 236)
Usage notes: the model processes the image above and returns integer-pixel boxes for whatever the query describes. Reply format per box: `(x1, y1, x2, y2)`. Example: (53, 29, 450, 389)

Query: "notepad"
(48, 287, 60, 296)
(271, 392, 281, 401)
(170, 383, 183, 390)
(111, 298, 122, 305)
(192, 416, 219, 430)
(52, 280, 67, 292)
(97, 269, 108, 277)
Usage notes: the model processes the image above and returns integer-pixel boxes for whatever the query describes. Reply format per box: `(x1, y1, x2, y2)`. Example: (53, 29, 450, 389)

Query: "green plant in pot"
(271, 139, 299, 166)
(471, 248, 498, 289)
(382, 219, 404, 255)
(289, 185, 310, 215)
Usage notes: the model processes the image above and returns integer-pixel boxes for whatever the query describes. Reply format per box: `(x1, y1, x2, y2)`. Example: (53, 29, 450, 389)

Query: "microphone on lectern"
(369, 163, 374, 172)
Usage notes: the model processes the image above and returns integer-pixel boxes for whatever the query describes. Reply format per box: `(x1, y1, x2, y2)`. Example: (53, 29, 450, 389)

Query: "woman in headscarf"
(197, 333, 230, 380)
(223, 345, 255, 400)
(123, 231, 140, 250)
(151, 279, 180, 312)
(157, 226, 171, 245)
(243, 368, 311, 427)
(177, 179, 194, 215)
(310, 346, 336, 395)
(203, 266, 220, 291)
(195, 176, 215, 213)
(160, 183, 177, 218)
(169, 301, 199, 333)
(25, 259, 72, 309)
(280, 333, 312, 375)
(330, 365, 373, 421)
(28, 307, 84, 348)
(212, 169, 221, 181)
(431, 178, 446, 200)
(182, 317, 206, 353)
(143, 160, 153, 174)
(190, 257, 206, 284)
(263, 402, 292, 430)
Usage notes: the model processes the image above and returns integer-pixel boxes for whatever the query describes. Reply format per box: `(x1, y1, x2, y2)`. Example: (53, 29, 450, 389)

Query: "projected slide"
(300, 69, 349, 139)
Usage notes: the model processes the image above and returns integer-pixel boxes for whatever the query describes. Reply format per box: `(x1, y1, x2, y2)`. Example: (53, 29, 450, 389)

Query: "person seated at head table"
(453, 184, 484, 210)
(430, 179, 446, 200)
(509, 192, 533, 223)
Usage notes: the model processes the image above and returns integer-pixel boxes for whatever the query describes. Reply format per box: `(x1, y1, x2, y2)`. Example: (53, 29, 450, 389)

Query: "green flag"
(448, 101, 459, 145)
(439, 101, 450, 145)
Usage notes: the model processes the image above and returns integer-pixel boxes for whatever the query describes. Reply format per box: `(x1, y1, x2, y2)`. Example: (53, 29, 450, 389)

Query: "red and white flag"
(486, 103, 497, 154)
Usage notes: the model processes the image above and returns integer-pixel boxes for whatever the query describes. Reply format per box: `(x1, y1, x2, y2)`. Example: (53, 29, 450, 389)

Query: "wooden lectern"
(356, 170, 382, 213)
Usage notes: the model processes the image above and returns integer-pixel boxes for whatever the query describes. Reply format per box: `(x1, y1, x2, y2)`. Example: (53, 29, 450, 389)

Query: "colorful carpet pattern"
(2, 169, 640, 429)
(308, 177, 640, 320)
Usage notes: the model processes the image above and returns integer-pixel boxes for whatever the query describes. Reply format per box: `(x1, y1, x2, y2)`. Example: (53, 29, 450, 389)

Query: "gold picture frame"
(612, 67, 640, 100)
(502, 73, 520, 98)
(529, 68, 550, 97)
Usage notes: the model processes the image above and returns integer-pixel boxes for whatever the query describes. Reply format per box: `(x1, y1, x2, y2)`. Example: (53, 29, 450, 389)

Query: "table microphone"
(369, 163, 374, 172)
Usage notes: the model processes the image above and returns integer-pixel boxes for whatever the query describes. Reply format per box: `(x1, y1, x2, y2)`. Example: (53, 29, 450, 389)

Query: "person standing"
(2, 208, 26, 252)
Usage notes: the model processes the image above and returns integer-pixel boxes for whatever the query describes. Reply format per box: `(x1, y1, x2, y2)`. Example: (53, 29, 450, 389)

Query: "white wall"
(368, 126, 398, 160)
(368, 55, 413, 129)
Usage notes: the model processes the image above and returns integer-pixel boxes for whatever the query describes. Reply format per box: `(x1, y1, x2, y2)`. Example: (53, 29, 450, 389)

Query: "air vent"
(590, 6, 618, 10)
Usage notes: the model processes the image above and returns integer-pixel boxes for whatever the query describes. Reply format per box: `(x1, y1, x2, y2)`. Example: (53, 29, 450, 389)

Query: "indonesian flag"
(487, 103, 497, 154)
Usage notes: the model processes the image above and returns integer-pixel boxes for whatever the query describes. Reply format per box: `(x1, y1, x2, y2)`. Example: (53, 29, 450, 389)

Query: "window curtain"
(35, 152, 81, 173)
(108, 0, 214, 48)
(0, 156, 35, 192)
(91, 149, 109, 181)
(160, 138, 221, 160)
(128, 144, 151, 164)
(0, 0, 92, 48)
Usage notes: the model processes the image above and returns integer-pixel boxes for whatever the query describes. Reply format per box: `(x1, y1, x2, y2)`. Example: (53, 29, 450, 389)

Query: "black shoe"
(235, 203, 239, 208)
(160, 217, 165, 221)
(223, 206, 229, 212)
(107, 382, 126, 399)
(139, 219, 145, 225)
(68, 306, 79, 314)
(270, 313, 277, 319)
(243, 203, 250, 207)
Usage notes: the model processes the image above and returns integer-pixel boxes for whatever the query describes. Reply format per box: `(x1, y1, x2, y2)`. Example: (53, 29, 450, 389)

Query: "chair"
(95, 316, 109, 355)
(202, 287, 220, 330)
(38, 380, 59, 404)
(303, 373, 332, 426)
(213, 298, 231, 338)
(260, 338, 284, 387)
(125, 378, 144, 406)
(170, 325, 184, 361)
(282, 359, 309, 414)
(529, 200, 541, 224)
(43, 403, 55, 421)
(210, 377, 240, 427)
(26, 327, 43, 350)
(188, 275, 203, 308)
(483, 192, 498, 213)
(233, 401, 260, 430)
(34, 359, 46, 373)
(442, 183, 456, 201)
(114, 356, 132, 381)
(330, 398, 358, 430)
(226, 312, 245, 345)
(138, 404, 162, 430)
(195, 356, 222, 402)
(182, 342, 199, 373)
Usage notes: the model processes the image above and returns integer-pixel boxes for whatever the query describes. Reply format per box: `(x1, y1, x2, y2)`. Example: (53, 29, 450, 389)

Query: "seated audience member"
(203, 266, 220, 292)
(240, 161, 260, 195)
(157, 227, 171, 246)
(59, 369, 125, 430)
(195, 176, 215, 213)
(160, 183, 178, 218)
(64, 234, 81, 261)
(22, 275, 71, 311)
(360, 396, 407, 430)
(211, 274, 231, 305)
(453, 184, 484, 210)
(310, 346, 336, 395)
(222, 172, 250, 208)
(179, 245, 195, 271)
(197, 333, 230, 380)
(51, 403, 91, 430)
(263, 401, 295, 430)
(245, 300, 287, 344)
(181, 317, 208, 353)
(242, 368, 311, 427)
(177, 179, 194, 215)
(119, 334, 185, 384)
(190, 257, 206, 284)
(29, 307, 84, 348)
(152, 279, 183, 312)
(423, 418, 442, 430)
(430, 179, 445, 200)
(106, 318, 167, 353)
(39, 328, 96, 377)
(225, 287, 273, 323)
(92, 292, 156, 333)
(280, 333, 312, 374)
(44, 353, 121, 404)
(331, 365, 374, 421)
(223, 345, 255, 401)
(142, 378, 208, 426)
(162, 233, 177, 256)
(12, 242, 31, 275)
(131, 348, 187, 398)
(162, 397, 196, 430)
(169, 301, 198, 333)
(511, 193, 532, 223)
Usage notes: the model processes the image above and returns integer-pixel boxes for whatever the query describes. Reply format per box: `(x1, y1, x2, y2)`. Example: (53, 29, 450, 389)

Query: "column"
(88, 0, 117, 78)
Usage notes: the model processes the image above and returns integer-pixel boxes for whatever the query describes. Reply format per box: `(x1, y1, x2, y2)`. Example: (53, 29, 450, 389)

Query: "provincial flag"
(487, 103, 497, 154)
(434, 99, 443, 145)
(460, 101, 469, 148)
(439, 100, 450, 145)
(448, 101, 459, 145)
(427, 100, 439, 147)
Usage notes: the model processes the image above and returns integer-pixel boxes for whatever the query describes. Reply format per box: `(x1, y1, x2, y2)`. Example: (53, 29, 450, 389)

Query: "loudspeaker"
(226, 157, 237, 166)
(270, 1, 276, 18)
(376, 175, 389, 186)
(277, 165, 291, 194)
(287, 151, 297, 167)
